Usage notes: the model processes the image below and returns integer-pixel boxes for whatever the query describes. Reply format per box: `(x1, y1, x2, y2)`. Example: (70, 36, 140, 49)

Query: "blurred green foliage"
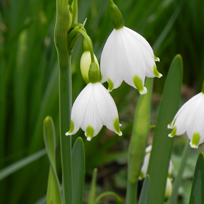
(0, 0, 204, 203)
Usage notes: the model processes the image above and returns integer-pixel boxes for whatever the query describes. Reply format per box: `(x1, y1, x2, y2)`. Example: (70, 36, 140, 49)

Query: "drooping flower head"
(168, 82, 204, 148)
(139, 146, 173, 180)
(139, 146, 173, 200)
(66, 52, 122, 141)
(100, 0, 162, 94)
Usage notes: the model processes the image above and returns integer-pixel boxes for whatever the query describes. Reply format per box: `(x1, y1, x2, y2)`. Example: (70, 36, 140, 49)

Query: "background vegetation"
(0, 0, 204, 203)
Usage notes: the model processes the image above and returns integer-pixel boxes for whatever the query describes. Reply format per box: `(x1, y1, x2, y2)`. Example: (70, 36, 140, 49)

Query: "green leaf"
(147, 55, 183, 204)
(43, 116, 63, 204)
(72, 137, 85, 204)
(89, 168, 98, 204)
(189, 153, 204, 204)
(138, 175, 150, 204)
(0, 149, 46, 181)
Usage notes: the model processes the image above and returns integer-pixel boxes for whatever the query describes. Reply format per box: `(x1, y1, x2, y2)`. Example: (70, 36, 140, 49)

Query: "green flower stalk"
(54, 0, 72, 203)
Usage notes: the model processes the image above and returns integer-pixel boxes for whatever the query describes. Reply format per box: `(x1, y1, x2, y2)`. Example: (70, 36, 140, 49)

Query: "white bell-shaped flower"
(139, 145, 173, 179)
(168, 87, 204, 148)
(100, 26, 162, 94)
(139, 145, 173, 200)
(65, 82, 122, 141)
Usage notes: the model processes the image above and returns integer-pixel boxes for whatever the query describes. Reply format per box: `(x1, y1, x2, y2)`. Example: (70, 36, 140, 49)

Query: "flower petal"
(80, 85, 103, 139)
(117, 28, 146, 89)
(94, 83, 122, 135)
(67, 83, 93, 135)
(186, 93, 204, 145)
(124, 27, 161, 78)
(100, 30, 123, 90)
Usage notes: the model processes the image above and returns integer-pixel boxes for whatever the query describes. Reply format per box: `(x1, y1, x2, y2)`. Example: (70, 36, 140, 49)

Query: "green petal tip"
(133, 75, 147, 95)
(86, 125, 94, 141)
(168, 126, 177, 138)
(65, 120, 74, 136)
(190, 133, 200, 148)
(153, 65, 162, 78)
(113, 117, 122, 136)
(107, 78, 114, 91)
(154, 55, 160, 62)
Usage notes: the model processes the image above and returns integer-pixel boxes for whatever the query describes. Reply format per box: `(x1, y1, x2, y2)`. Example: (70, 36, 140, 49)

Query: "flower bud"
(80, 51, 100, 84)
(108, 0, 124, 30)
(164, 177, 172, 201)
(89, 61, 100, 83)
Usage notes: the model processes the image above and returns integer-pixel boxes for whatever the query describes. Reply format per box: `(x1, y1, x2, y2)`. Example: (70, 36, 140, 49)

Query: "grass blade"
(0, 149, 46, 181)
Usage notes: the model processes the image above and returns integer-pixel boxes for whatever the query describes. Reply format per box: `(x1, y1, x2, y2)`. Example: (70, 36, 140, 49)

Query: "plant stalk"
(59, 63, 72, 204)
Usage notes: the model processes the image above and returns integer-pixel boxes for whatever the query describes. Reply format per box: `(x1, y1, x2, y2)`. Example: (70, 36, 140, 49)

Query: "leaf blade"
(147, 55, 183, 204)
(72, 137, 85, 204)
(189, 153, 204, 204)
(43, 116, 63, 204)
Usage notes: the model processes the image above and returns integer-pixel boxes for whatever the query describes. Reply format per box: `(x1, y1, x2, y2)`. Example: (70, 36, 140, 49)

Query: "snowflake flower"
(100, 26, 161, 94)
(66, 82, 122, 141)
(168, 84, 204, 148)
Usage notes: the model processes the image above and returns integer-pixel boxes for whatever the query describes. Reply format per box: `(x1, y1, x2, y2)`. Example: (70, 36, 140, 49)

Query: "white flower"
(168, 91, 204, 148)
(139, 145, 173, 179)
(139, 145, 173, 200)
(100, 26, 162, 94)
(65, 82, 122, 141)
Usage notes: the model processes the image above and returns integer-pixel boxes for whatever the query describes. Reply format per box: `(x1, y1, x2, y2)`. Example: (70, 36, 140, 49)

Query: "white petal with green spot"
(168, 92, 204, 148)
(66, 82, 122, 140)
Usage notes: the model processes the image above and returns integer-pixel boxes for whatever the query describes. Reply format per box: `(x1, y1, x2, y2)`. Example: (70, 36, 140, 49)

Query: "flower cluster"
(65, 0, 161, 141)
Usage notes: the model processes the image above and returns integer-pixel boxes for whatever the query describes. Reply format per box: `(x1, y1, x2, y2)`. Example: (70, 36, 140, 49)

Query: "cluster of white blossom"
(66, 24, 160, 141)
(66, 0, 204, 149)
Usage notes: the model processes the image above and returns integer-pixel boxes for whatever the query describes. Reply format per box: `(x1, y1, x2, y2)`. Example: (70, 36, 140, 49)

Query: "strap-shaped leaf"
(72, 137, 85, 204)
(43, 116, 63, 204)
(147, 55, 183, 204)
(189, 153, 204, 204)
(138, 175, 150, 204)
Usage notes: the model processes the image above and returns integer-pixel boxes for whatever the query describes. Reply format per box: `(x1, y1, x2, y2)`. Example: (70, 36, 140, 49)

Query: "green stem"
(59, 63, 72, 204)
(69, 27, 94, 61)
(54, 0, 72, 203)
(126, 79, 153, 204)
(126, 182, 138, 204)
(167, 140, 190, 204)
